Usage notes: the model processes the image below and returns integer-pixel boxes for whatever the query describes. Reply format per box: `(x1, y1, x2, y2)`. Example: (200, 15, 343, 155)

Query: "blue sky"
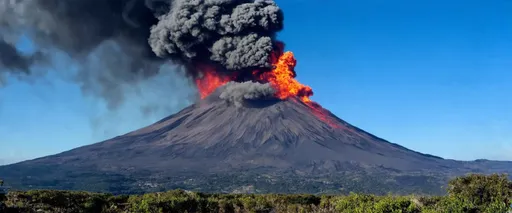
(0, 0, 511, 164)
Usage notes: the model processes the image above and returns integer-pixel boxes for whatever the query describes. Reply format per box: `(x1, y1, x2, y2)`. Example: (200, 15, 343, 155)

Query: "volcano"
(1, 85, 511, 195)
(3, 0, 511, 196)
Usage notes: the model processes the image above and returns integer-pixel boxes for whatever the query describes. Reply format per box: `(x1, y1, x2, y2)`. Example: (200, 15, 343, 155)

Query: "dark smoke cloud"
(0, 0, 284, 105)
(0, 0, 164, 58)
(219, 81, 275, 107)
(149, 0, 283, 72)
(0, 0, 169, 108)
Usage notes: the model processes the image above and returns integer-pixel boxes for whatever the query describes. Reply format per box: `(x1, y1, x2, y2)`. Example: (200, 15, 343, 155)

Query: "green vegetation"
(1, 174, 511, 213)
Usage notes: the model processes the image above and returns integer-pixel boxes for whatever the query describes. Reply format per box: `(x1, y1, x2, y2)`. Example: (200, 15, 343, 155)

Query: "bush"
(446, 173, 512, 213)
(2, 174, 512, 213)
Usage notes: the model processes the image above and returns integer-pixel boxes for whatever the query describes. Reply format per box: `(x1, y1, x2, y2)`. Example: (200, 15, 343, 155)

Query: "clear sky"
(0, 0, 511, 165)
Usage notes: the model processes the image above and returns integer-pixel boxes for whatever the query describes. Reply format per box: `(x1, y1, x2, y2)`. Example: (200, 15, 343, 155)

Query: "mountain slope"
(0, 87, 510, 195)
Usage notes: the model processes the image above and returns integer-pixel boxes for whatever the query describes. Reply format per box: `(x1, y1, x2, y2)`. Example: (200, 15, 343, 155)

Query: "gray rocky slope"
(0, 86, 511, 194)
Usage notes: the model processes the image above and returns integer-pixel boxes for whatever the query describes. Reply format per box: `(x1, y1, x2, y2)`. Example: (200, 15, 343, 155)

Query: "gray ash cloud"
(219, 81, 276, 107)
(149, 0, 283, 72)
(0, 0, 284, 105)
(0, 0, 167, 107)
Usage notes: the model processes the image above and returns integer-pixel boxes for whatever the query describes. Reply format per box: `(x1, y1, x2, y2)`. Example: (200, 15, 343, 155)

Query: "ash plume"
(149, 0, 283, 73)
(219, 81, 275, 107)
(0, 0, 169, 107)
(0, 0, 285, 105)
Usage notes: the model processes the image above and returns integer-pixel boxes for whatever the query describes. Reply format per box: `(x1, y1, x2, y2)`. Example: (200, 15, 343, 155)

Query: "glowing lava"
(307, 102, 342, 129)
(193, 50, 341, 129)
(259, 51, 313, 103)
(195, 50, 313, 102)
(195, 71, 230, 99)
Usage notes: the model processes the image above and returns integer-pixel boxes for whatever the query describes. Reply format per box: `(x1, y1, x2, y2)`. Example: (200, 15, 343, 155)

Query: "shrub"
(2, 174, 512, 213)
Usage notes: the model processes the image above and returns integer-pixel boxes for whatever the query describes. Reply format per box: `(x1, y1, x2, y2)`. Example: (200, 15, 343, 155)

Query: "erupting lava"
(195, 50, 313, 103)
(258, 51, 313, 103)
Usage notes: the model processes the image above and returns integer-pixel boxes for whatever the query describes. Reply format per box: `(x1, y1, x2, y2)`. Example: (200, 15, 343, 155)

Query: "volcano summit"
(2, 83, 512, 195)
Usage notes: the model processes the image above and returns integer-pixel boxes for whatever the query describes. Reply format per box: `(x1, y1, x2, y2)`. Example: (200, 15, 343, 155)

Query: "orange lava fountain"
(195, 50, 313, 102)
(258, 51, 313, 103)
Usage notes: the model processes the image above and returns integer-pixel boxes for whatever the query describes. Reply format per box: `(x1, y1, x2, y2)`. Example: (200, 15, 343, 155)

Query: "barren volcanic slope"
(1, 86, 511, 195)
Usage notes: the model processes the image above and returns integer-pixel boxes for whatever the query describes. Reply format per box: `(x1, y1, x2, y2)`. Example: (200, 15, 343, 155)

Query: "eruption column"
(195, 49, 314, 104)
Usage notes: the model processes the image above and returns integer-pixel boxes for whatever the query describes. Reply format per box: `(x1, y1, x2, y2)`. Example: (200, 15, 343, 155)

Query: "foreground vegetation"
(1, 174, 511, 213)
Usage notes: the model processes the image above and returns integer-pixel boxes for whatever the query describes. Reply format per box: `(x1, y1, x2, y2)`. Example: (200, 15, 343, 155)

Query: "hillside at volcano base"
(1, 83, 512, 195)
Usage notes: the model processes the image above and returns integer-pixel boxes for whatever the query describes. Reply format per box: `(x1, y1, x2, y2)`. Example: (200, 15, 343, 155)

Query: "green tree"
(447, 173, 512, 213)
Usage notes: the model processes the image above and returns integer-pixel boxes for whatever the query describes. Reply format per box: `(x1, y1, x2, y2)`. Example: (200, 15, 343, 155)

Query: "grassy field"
(1, 173, 511, 213)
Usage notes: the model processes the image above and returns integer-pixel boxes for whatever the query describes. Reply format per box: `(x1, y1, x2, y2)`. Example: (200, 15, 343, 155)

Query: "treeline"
(1, 173, 511, 213)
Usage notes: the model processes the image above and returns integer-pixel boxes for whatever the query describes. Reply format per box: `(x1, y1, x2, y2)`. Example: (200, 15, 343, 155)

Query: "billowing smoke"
(219, 81, 275, 107)
(149, 0, 283, 74)
(0, 0, 169, 108)
(0, 0, 284, 99)
(0, 0, 298, 140)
